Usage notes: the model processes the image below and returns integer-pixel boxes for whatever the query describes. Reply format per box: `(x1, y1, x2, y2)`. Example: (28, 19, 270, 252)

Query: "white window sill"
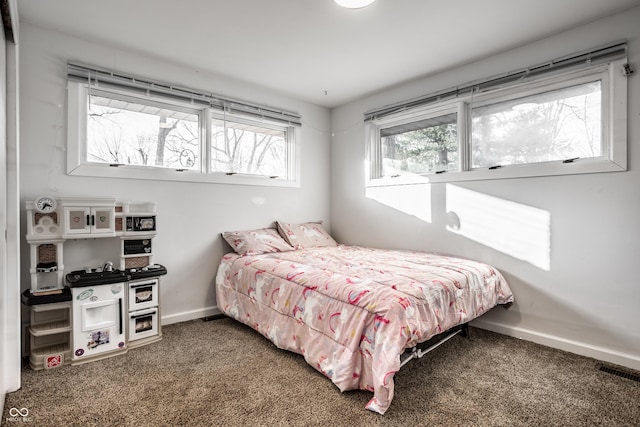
(68, 164, 300, 188)
(367, 157, 626, 187)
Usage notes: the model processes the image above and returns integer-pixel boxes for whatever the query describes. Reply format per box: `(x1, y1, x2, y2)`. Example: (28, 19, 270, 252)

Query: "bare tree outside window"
(87, 95, 200, 170)
(210, 118, 287, 177)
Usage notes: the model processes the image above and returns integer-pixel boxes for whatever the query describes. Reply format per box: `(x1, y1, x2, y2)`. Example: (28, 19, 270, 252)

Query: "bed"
(215, 223, 514, 414)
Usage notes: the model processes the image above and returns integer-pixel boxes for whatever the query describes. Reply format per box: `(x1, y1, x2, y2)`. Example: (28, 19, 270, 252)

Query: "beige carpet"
(2, 318, 639, 426)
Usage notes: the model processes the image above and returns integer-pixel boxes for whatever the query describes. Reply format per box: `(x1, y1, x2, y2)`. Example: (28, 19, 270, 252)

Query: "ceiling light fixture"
(334, 0, 376, 9)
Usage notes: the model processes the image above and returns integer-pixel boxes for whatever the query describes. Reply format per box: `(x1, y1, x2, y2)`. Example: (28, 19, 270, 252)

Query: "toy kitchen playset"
(21, 196, 167, 370)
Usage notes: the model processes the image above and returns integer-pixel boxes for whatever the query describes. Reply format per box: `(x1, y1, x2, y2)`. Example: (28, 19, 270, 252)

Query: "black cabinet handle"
(118, 298, 123, 334)
(131, 310, 157, 319)
(130, 281, 156, 289)
(86, 214, 90, 226)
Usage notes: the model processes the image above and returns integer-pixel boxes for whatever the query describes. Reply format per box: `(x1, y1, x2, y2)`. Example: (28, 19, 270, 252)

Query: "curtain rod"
(67, 61, 302, 127)
(365, 40, 627, 122)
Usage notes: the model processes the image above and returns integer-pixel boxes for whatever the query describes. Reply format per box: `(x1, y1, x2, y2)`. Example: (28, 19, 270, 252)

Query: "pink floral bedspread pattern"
(215, 245, 513, 414)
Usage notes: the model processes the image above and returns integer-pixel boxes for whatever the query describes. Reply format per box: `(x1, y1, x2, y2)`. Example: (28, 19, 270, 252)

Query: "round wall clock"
(35, 196, 57, 213)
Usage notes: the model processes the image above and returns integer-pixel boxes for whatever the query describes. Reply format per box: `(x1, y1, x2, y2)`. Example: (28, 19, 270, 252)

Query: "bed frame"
(400, 323, 469, 368)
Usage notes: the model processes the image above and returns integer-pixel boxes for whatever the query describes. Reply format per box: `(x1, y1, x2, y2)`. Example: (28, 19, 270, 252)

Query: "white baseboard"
(161, 306, 223, 326)
(472, 318, 640, 372)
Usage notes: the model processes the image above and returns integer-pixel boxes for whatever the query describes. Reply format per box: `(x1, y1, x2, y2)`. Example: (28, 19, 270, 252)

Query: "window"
(366, 54, 627, 186)
(380, 112, 458, 176)
(87, 91, 201, 170)
(67, 67, 300, 187)
(471, 80, 602, 169)
(210, 116, 288, 178)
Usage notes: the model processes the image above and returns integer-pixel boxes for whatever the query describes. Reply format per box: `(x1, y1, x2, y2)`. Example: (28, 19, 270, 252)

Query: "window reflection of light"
(446, 184, 551, 271)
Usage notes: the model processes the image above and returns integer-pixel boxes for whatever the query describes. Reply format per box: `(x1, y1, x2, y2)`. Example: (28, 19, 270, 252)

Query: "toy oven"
(128, 307, 158, 341)
(128, 279, 158, 311)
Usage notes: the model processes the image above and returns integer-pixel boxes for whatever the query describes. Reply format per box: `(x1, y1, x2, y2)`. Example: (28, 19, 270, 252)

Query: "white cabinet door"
(91, 207, 114, 235)
(63, 206, 115, 238)
(72, 284, 126, 361)
(63, 207, 92, 236)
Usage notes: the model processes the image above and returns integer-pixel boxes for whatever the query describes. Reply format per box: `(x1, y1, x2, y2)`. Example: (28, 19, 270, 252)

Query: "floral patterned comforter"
(215, 245, 513, 414)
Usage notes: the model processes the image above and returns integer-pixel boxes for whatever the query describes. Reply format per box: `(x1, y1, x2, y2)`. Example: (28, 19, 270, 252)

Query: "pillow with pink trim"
(222, 228, 293, 256)
(276, 221, 338, 249)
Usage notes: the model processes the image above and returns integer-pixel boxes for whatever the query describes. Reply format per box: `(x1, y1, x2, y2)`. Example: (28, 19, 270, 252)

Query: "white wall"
(19, 23, 332, 324)
(2, 0, 21, 410)
(331, 7, 640, 370)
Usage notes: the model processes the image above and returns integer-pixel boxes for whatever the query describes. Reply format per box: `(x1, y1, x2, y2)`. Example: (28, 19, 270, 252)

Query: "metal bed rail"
(400, 323, 469, 368)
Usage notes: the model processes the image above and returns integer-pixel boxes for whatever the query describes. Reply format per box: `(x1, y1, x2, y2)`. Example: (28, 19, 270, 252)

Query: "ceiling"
(17, 0, 640, 108)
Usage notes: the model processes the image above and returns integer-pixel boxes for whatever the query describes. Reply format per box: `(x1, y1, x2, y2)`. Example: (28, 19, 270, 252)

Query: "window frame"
(366, 59, 627, 187)
(368, 101, 464, 181)
(84, 86, 206, 172)
(67, 81, 300, 188)
(209, 111, 291, 177)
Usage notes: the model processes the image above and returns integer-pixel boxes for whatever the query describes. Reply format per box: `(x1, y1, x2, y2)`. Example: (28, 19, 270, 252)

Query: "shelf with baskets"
(27, 300, 73, 370)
